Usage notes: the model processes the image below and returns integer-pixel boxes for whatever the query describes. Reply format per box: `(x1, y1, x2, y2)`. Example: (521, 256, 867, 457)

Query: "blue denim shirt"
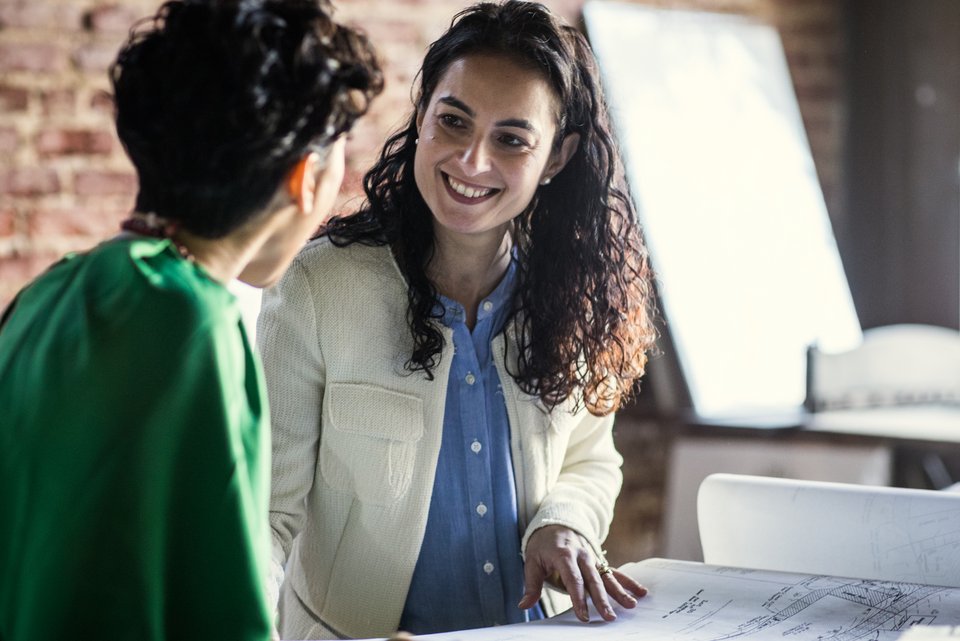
(398, 259, 544, 634)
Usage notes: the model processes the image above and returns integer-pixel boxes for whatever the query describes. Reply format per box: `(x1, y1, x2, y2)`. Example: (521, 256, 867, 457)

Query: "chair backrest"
(807, 323, 960, 411)
(697, 473, 960, 587)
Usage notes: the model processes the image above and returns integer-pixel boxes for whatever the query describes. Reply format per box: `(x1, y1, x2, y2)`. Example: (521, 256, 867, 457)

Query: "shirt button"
(482, 301, 493, 312)
(476, 502, 487, 517)
(470, 440, 482, 454)
(483, 561, 495, 574)
(465, 373, 476, 385)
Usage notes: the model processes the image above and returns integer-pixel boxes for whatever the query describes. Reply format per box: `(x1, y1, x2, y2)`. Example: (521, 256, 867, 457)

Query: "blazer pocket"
(320, 382, 424, 505)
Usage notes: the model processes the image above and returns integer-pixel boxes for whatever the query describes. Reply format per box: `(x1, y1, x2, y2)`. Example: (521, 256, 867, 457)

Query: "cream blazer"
(257, 238, 623, 639)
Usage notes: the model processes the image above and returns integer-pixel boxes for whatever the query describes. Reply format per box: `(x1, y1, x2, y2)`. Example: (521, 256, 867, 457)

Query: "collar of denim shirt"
(434, 254, 517, 329)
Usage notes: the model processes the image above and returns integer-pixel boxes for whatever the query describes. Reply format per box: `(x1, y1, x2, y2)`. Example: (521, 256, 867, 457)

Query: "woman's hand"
(517, 525, 647, 622)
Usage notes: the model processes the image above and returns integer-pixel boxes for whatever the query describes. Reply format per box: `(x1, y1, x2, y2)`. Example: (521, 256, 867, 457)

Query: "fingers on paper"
(579, 555, 617, 621)
(612, 568, 648, 601)
(603, 569, 644, 609)
(558, 555, 591, 622)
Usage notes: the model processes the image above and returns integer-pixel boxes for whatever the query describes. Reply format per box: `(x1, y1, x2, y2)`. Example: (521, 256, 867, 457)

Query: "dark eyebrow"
(438, 95, 539, 135)
(495, 118, 537, 134)
(439, 96, 474, 117)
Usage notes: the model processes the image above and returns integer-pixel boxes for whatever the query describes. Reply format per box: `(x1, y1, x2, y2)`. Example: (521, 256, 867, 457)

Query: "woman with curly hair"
(258, 1, 656, 638)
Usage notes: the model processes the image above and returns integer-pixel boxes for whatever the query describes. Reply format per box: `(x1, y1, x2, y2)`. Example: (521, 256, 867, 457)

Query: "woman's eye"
(498, 134, 528, 148)
(439, 114, 465, 128)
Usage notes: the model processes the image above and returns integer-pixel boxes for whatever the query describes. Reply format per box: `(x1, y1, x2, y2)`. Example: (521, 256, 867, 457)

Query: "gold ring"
(596, 560, 613, 576)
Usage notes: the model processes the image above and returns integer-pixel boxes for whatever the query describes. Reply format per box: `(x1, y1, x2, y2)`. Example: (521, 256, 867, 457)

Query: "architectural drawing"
(624, 559, 960, 641)
(367, 559, 960, 641)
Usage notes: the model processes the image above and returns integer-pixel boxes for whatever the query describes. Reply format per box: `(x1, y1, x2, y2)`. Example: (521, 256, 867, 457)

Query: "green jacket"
(0, 237, 271, 641)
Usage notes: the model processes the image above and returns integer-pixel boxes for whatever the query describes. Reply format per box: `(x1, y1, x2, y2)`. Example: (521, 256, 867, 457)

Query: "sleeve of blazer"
(520, 411, 623, 559)
(256, 256, 326, 615)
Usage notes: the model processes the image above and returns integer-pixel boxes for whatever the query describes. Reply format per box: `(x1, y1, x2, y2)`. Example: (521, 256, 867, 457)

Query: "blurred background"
(1, 0, 957, 565)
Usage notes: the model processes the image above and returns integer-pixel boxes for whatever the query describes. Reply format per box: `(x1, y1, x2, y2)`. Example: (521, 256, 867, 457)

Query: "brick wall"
(0, 0, 156, 303)
(0, 0, 844, 560)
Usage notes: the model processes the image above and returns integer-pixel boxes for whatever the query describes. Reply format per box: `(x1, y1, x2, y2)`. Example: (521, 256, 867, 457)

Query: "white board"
(583, 2, 862, 416)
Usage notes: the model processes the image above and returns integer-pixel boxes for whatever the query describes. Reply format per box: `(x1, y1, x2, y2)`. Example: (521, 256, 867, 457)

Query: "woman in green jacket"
(0, 1, 381, 639)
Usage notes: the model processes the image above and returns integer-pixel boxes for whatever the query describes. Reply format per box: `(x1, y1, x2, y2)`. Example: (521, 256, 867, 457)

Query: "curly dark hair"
(326, 0, 655, 415)
(111, 0, 382, 238)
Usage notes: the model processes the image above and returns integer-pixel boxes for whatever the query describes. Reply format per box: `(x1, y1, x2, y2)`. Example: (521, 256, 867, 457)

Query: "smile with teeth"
(444, 173, 499, 200)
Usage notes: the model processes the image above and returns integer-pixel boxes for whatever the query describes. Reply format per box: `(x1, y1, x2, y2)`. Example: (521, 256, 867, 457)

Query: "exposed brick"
(90, 90, 115, 113)
(795, 99, 840, 126)
(773, 1, 838, 25)
(541, 0, 582, 24)
(347, 118, 397, 158)
(41, 88, 76, 115)
(357, 19, 422, 45)
(0, 127, 20, 154)
(0, 0, 83, 30)
(0, 207, 17, 238)
(788, 64, 841, 88)
(36, 129, 114, 156)
(0, 253, 65, 307)
(73, 169, 136, 197)
(779, 19, 840, 38)
(794, 82, 840, 102)
(27, 204, 124, 240)
(72, 43, 119, 73)
(0, 85, 29, 112)
(0, 256, 42, 285)
(0, 168, 61, 196)
(83, 4, 142, 33)
(784, 47, 841, 71)
(0, 43, 67, 73)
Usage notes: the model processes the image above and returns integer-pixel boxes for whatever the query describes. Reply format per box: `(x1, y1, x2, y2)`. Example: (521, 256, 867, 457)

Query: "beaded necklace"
(119, 213, 196, 263)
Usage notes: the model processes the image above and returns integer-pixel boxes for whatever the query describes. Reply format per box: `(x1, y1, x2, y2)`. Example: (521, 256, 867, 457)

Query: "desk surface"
(806, 406, 960, 442)
(683, 405, 960, 446)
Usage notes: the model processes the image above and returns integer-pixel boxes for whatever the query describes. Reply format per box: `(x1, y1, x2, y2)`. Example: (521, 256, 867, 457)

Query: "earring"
(415, 137, 419, 145)
(541, 177, 551, 186)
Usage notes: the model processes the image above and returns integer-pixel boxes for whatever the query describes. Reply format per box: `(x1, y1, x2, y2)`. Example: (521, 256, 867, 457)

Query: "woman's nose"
(458, 136, 491, 175)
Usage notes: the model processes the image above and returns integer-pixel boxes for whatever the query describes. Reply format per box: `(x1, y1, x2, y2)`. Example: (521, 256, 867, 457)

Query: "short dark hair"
(111, 0, 382, 238)
(328, 1, 656, 415)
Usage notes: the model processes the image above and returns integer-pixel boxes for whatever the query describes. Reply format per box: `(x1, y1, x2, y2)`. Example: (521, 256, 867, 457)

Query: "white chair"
(806, 323, 960, 489)
(806, 323, 960, 412)
(697, 473, 960, 587)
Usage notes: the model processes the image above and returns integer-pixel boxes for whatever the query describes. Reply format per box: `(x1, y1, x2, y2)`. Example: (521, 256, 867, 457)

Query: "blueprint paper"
(697, 474, 960, 587)
(363, 559, 960, 641)
(899, 627, 960, 639)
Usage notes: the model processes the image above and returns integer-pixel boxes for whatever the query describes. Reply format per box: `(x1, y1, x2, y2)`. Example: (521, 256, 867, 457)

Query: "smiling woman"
(414, 54, 579, 256)
(255, 1, 658, 639)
